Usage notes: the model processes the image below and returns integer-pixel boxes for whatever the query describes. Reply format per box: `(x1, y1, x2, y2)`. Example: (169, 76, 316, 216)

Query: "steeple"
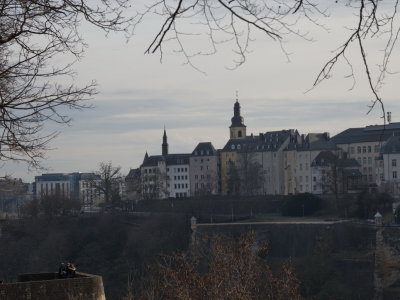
(229, 93, 246, 139)
(162, 127, 168, 156)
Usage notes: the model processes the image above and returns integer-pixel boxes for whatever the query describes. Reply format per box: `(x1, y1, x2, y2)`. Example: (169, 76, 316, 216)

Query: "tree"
(92, 161, 122, 206)
(141, 168, 168, 200)
(226, 160, 241, 196)
(0, 1, 133, 167)
(134, 1, 398, 117)
(127, 232, 302, 300)
(238, 150, 265, 196)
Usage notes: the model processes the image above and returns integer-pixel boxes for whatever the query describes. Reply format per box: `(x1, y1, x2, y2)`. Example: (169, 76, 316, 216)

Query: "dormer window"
(237, 144, 241, 150)
(231, 144, 235, 150)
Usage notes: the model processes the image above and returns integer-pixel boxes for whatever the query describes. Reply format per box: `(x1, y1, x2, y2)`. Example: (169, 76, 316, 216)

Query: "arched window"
(238, 130, 242, 137)
(237, 144, 241, 150)
(231, 144, 235, 150)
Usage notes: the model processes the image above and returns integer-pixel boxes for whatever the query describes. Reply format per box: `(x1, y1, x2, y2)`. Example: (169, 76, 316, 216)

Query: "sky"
(3, 1, 400, 182)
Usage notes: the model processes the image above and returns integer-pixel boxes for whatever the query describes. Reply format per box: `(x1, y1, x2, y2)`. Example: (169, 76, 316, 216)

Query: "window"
(231, 144, 235, 150)
(363, 157, 367, 165)
(299, 164, 303, 171)
(393, 171, 397, 179)
(357, 146, 361, 153)
(185, 168, 188, 172)
(357, 157, 361, 164)
(363, 146, 367, 153)
(200, 166, 204, 170)
(392, 159, 397, 167)
(299, 176, 303, 183)
(238, 131, 242, 137)
(185, 184, 188, 188)
(350, 147, 355, 154)
(195, 175, 198, 179)
(313, 176, 316, 182)
(175, 193, 179, 198)
(368, 157, 372, 164)
(368, 167, 372, 173)
(374, 145, 380, 153)
(174, 184, 177, 189)
(167, 168, 169, 172)
(380, 173, 384, 180)
(174, 176, 177, 180)
(368, 174, 373, 182)
(305, 163, 308, 170)
(367, 146, 371, 153)
(237, 144, 241, 150)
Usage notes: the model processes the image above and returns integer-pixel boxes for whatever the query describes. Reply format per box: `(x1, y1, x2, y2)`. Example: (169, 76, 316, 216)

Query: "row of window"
(195, 183, 212, 189)
(356, 157, 376, 165)
(350, 145, 380, 154)
(194, 150, 211, 156)
(194, 174, 211, 180)
(172, 175, 188, 180)
(298, 163, 309, 171)
(193, 158, 210, 162)
(175, 192, 187, 198)
(174, 183, 188, 189)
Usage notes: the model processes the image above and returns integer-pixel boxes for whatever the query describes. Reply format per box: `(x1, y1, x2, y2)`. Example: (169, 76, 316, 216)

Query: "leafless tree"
(134, 1, 400, 118)
(141, 169, 168, 200)
(238, 150, 265, 196)
(0, 1, 133, 168)
(92, 161, 122, 205)
(128, 232, 302, 299)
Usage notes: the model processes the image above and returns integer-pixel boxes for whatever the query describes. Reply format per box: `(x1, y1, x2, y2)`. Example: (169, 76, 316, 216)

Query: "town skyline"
(3, 2, 400, 182)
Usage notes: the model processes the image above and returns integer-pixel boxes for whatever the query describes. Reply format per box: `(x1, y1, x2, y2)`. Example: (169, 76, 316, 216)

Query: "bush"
(281, 193, 322, 217)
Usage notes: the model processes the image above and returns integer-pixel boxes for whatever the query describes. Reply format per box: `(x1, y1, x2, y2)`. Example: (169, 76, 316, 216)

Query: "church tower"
(229, 96, 246, 139)
(162, 127, 168, 156)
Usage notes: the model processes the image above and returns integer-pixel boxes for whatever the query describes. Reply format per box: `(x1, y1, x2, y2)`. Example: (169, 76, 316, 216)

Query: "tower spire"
(162, 127, 168, 156)
(229, 94, 246, 139)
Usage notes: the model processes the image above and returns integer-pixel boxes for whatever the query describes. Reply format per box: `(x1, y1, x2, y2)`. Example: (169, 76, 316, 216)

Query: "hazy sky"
(3, 2, 400, 182)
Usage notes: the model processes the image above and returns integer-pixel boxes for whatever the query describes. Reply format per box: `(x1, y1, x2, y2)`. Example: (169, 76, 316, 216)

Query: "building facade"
(190, 142, 219, 196)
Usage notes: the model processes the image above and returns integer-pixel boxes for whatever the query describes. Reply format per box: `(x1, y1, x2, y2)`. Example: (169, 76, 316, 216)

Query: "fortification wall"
(0, 272, 105, 300)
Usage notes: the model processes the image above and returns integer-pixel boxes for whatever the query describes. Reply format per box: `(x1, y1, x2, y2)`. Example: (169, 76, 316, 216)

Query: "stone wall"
(0, 272, 105, 300)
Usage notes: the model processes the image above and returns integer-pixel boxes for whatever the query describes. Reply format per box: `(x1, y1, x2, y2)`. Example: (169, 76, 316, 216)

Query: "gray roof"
(381, 135, 400, 154)
(141, 153, 190, 167)
(35, 173, 70, 181)
(222, 130, 298, 152)
(80, 173, 101, 180)
(312, 151, 360, 168)
(192, 142, 217, 156)
(332, 123, 400, 144)
(343, 169, 362, 177)
(126, 168, 141, 178)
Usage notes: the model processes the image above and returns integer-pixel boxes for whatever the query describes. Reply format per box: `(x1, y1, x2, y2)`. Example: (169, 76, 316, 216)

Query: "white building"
(380, 135, 400, 198)
(79, 173, 104, 212)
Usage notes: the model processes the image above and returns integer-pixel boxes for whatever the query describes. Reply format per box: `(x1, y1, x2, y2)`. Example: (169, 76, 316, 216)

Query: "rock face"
(0, 272, 106, 300)
(375, 227, 400, 300)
